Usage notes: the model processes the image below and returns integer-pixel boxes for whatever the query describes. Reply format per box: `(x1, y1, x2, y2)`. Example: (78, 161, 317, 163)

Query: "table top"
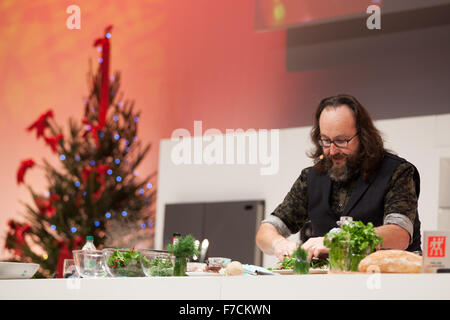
(1, 273, 450, 300)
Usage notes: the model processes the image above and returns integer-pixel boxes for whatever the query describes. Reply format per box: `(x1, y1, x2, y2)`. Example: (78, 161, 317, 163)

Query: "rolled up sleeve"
(262, 168, 310, 236)
(383, 163, 418, 244)
(261, 215, 292, 238)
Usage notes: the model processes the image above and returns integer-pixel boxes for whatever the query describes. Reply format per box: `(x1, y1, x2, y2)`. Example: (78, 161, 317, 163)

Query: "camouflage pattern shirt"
(263, 162, 417, 243)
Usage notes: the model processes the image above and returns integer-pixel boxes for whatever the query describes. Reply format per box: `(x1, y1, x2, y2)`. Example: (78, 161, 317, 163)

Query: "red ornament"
(93, 164, 110, 201)
(16, 159, 35, 185)
(81, 164, 111, 202)
(27, 110, 54, 138)
(82, 117, 101, 149)
(43, 134, 63, 153)
(82, 26, 113, 149)
(34, 194, 59, 218)
(93, 25, 113, 129)
(55, 240, 71, 278)
(72, 236, 84, 250)
(5, 220, 32, 257)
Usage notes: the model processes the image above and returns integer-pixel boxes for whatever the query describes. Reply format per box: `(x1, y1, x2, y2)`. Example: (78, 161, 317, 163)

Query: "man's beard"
(323, 152, 361, 182)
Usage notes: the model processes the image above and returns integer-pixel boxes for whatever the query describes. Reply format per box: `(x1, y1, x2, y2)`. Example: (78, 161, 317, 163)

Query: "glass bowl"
(72, 250, 107, 278)
(102, 248, 145, 277)
(206, 257, 231, 273)
(139, 249, 174, 277)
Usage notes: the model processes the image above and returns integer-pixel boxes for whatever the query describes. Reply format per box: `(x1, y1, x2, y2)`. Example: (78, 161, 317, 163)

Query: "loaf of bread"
(358, 250, 422, 273)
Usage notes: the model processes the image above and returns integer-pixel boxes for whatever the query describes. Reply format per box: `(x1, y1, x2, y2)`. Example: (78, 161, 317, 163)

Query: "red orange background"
(0, 0, 315, 257)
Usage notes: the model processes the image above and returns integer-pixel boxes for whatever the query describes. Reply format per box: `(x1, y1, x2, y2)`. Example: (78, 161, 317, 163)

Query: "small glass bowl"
(102, 248, 145, 277)
(72, 250, 107, 278)
(140, 250, 174, 277)
(206, 257, 231, 273)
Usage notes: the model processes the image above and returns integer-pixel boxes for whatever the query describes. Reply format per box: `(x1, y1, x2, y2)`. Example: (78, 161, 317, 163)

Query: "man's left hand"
(301, 237, 329, 261)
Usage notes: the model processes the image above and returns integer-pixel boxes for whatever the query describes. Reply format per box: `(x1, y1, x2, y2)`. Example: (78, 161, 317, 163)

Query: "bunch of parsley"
(324, 221, 382, 271)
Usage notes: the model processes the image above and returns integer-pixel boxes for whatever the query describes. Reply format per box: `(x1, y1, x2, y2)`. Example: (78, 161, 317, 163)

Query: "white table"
(1, 273, 449, 300)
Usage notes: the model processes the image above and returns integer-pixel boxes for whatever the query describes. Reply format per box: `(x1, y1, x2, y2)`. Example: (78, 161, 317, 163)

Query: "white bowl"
(0, 262, 39, 279)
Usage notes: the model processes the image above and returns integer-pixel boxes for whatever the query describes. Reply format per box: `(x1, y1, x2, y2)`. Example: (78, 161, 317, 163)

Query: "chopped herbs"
(268, 250, 330, 272)
(144, 256, 174, 277)
(310, 257, 329, 270)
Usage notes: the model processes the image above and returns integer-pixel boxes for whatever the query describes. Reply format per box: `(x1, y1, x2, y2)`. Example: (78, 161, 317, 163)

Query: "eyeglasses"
(318, 133, 358, 149)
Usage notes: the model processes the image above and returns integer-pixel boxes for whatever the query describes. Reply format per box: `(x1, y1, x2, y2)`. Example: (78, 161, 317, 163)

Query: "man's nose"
(329, 143, 340, 155)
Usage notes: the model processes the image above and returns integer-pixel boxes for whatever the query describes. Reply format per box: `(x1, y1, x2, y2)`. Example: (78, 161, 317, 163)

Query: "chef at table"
(256, 94, 422, 262)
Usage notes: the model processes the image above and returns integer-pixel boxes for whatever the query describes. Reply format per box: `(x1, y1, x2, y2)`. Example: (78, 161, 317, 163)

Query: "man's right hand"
(272, 238, 298, 261)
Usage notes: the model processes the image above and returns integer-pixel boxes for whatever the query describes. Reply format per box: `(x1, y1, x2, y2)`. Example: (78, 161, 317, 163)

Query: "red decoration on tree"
(27, 109, 54, 138)
(5, 220, 32, 257)
(43, 134, 63, 153)
(55, 240, 71, 278)
(55, 237, 85, 278)
(34, 194, 60, 218)
(73, 236, 84, 249)
(16, 159, 35, 185)
(81, 164, 111, 201)
(82, 117, 101, 149)
(93, 25, 112, 129)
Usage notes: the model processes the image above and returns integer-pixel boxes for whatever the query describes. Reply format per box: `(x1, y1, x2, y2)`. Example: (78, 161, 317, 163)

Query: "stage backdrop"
(1, 0, 449, 258)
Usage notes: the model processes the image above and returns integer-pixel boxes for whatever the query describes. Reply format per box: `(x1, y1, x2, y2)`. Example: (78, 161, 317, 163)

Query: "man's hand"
(301, 237, 329, 261)
(272, 238, 297, 262)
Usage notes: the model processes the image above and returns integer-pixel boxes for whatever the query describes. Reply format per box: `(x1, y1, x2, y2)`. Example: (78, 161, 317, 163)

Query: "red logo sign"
(427, 236, 446, 257)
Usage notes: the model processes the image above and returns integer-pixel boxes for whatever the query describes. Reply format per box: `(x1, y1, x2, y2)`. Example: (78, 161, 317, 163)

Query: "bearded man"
(256, 94, 422, 261)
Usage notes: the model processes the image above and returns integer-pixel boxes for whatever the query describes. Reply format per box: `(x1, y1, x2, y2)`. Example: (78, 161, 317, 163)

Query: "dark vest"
(306, 152, 422, 252)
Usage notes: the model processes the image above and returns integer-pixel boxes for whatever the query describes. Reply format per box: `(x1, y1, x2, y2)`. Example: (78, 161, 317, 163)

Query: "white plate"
(0, 262, 39, 279)
(186, 271, 223, 277)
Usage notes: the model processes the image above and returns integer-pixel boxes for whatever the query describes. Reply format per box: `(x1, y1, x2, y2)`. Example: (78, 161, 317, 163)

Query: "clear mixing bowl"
(72, 250, 107, 278)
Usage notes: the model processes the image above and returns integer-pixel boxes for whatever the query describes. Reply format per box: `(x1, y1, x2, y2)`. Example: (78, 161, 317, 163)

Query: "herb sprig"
(166, 234, 200, 259)
(324, 221, 382, 255)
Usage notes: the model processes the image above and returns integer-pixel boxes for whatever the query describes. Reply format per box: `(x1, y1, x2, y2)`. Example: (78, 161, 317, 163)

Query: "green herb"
(310, 257, 329, 270)
(107, 248, 145, 277)
(324, 221, 382, 271)
(166, 234, 200, 276)
(146, 256, 174, 277)
(166, 234, 200, 258)
(292, 246, 309, 274)
(268, 248, 329, 272)
(267, 256, 294, 270)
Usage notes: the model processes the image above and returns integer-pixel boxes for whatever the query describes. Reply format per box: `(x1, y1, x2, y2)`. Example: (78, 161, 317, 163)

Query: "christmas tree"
(4, 26, 156, 278)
